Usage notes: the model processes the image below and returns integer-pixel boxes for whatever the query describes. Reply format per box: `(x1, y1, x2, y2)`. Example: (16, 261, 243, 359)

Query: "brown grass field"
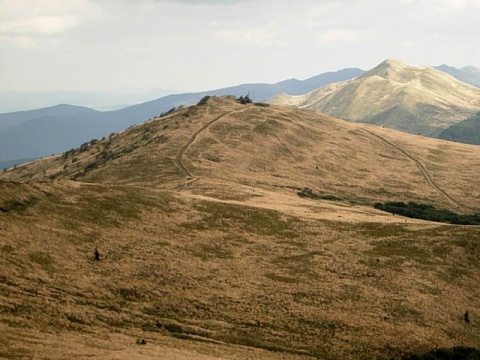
(1, 97, 479, 359)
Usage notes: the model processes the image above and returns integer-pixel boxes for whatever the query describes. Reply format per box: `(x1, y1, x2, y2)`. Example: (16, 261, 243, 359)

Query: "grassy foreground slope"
(1, 97, 480, 359)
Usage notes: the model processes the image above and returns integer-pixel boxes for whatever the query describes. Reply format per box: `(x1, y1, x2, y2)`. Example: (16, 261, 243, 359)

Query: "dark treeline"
(401, 346, 480, 359)
(374, 201, 480, 225)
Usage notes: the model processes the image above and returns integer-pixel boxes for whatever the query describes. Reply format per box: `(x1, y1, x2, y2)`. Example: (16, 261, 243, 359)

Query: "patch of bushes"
(197, 96, 211, 106)
(160, 107, 176, 117)
(297, 187, 341, 201)
(79, 142, 89, 152)
(84, 161, 98, 173)
(164, 323, 183, 334)
(63, 148, 76, 159)
(0, 197, 38, 213)
(254, 102, 270, 107)
(374, 201, 480, 225)
(402, 346, 480, 359)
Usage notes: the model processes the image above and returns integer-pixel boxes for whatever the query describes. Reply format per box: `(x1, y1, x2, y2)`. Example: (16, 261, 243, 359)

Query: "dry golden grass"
(1, 96, 480, 359)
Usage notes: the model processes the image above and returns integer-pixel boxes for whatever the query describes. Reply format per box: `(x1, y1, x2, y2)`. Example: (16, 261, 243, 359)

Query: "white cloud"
(0, 15, 78, 35)
(316, 29, 372, 44)
(165, 0, 254, 4)
(1, 0, 480, 94)
(0, 0, 100, 47)
(215, 28, 288, 47)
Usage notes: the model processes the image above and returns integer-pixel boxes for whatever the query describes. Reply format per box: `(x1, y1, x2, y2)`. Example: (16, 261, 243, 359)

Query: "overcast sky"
(1, 0, 480, 94)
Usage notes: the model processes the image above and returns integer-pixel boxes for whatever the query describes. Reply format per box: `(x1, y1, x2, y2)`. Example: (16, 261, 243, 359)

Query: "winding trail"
(174, 105, 251, 188)
(363, 128, 471, 211)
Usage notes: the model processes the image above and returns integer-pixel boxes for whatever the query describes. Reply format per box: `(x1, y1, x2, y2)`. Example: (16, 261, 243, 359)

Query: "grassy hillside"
(436, 64, 480, 88)
(1, 97, 480, 359)
(268, 59, 480, 139)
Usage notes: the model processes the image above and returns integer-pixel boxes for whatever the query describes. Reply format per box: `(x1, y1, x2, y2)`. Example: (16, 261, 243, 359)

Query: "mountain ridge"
(268, 59, 480, 137)
(0, 68, 364, 167)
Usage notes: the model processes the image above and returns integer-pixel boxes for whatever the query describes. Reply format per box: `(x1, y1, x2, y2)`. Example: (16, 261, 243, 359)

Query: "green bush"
(160, 107, 176, 117)
(84, 161, 98, 173)
(164, 323, 183, 334)
(0, 197, 37, 213)
(197, 96, 211, 106)
(297, 187, 341, 201)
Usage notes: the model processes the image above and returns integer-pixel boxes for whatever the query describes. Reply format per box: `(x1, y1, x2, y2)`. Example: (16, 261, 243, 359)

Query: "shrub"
(79, 142, 89, 152)
(63, 148, 76, 159)
(160, 107, 176, 117)
(197, 96, 211, 106)
(0, 197, 37, 213)
(297, 187, 341, 201)
(84, 161, 98, 173)
(164, 323, 183, 334)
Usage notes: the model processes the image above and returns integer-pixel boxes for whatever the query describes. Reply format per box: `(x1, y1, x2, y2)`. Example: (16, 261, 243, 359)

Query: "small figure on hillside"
(137, 338, 147, 345)
(464, 310, 470, 324)
(94, 247, 100, 261)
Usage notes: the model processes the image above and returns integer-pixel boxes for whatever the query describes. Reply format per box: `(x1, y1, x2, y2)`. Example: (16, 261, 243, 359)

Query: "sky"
(1, 0, 480, 95)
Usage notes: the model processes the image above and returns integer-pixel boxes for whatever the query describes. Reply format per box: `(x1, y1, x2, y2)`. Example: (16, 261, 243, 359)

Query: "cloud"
(166, 0, 253, 4)
(316, 29, 372, 44)
(0, 0, 100, 47)
(215, 27, 288, 47)
(0, 15, 78, 35)
(401, 0, 480, 14)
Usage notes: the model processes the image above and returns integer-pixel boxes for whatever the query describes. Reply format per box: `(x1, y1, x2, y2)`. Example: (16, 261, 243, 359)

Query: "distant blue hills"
(0, 68, 363, 168)
(1, 63, 480, 170)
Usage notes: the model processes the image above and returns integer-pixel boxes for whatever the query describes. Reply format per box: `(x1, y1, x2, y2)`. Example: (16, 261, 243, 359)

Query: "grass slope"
(1, 97, 480, 359)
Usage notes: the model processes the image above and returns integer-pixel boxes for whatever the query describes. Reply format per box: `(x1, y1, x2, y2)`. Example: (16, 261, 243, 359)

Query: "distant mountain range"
(0, 68, 363, 168)
(435, 64, 480, 88)
(2, 60, 480, 170)
(269, 59, 480, 138)
(0, 90, 177, 113)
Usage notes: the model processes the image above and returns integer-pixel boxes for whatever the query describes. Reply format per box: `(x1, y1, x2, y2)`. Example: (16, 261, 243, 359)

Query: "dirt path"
(363, 128, 470, 211)
(174, 105, 251, 187)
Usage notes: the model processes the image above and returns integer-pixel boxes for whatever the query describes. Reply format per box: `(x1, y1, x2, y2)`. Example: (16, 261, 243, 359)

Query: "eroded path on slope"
(363, 128, 471, 211)
(174, 105, 251, 189)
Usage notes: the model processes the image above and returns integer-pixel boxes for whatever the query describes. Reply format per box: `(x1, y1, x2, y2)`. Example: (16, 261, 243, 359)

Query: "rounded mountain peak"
(359, 58, 424, 81)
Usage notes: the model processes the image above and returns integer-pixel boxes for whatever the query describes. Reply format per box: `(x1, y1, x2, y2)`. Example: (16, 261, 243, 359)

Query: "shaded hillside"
(268, 59, 480, 138)
(274, 67, 364, 95)
(0, 69, 362, 166)
(438, 112, 480, 145)
(1, 97, 480, 359)
(0, 104, 97, 133)
(436, 64, 480, 88)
